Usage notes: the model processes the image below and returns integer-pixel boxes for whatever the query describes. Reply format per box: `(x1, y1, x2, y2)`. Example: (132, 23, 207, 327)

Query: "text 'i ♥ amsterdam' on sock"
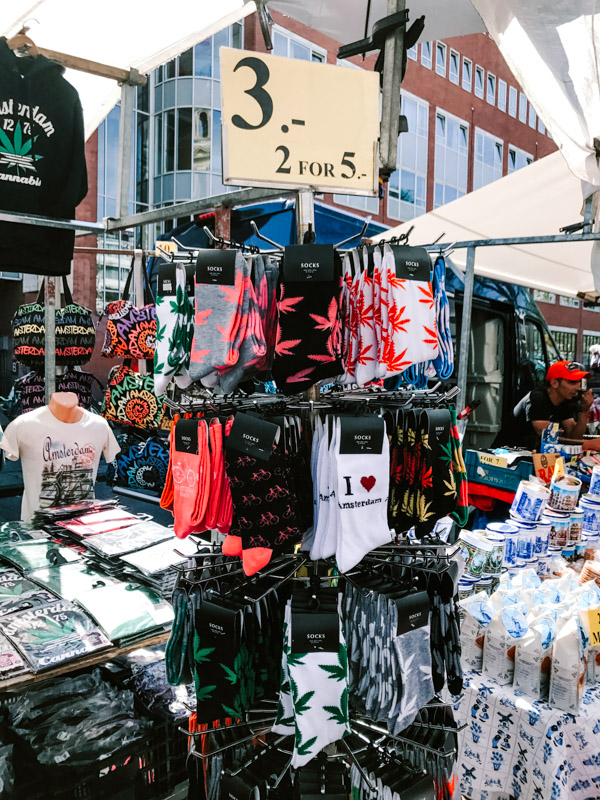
(334, 416, 394, 572)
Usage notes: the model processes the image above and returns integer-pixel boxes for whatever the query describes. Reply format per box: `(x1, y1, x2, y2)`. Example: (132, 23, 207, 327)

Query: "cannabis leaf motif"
(194, 646, 215, 663)
(221, 663, 238, 684)
(296, 733, 317, 756)
(196, 684, 217, 701)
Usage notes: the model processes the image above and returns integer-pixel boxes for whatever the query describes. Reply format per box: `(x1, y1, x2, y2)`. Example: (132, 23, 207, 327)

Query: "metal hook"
(249, 220, 284, 251)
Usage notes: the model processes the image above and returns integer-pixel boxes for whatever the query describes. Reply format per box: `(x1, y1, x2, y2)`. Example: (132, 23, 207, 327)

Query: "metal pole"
(44, 276, 56, 403)
(116, 83, 135, 220)
(296, 191, 315, 243)
(379, 0, 405, 175)
(133, 248, 147, 376)
(457, 246, 476, 418)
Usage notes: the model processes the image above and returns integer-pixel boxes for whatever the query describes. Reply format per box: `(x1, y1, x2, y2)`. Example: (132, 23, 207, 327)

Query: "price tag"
(477, 452, 507, 469)
(220, 47, 379, 195)
(582, 608, 600, 646)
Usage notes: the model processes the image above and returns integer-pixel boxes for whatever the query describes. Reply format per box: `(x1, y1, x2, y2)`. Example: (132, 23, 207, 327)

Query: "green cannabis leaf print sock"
(154, 262, 188, 395)
(287, 604, 351, 768)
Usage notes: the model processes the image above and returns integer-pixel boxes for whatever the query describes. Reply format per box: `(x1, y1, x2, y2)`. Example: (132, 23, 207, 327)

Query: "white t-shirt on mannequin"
(0, 407, 120, 522)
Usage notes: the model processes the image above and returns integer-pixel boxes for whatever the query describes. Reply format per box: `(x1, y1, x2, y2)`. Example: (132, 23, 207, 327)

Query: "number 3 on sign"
(221, 47, 380, 195)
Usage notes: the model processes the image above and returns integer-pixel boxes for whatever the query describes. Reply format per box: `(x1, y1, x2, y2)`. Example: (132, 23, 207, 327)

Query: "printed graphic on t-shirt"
(0, 100, 54, 188)
(38, 436, 96, 508)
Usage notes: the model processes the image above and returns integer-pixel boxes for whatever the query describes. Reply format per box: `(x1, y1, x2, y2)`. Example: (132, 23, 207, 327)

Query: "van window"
(525, 322, 547, 385)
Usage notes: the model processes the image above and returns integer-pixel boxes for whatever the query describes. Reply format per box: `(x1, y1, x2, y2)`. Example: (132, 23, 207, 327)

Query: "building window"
(474, 65, 484, 98)
(434, 109, 468, 208)
(449, 50, 459, 84)
(497, 79, 507, 112)
(333, 193, 380, 214)
(273, 26, 327, 62)
(473, 128, 503, 190)
(538, 119, 546, 134)
(508, 145, 533, 173)
(533, 289, 556, 304)
(549, 327, 577, 361)
(486, 73, 496, 105)
(462, 58, 472, 91)
(421, 41, 432, 68)
(387, 92, 428, 221)
(584, 332, 600, 365)
(407, 44, 418, 60)
(436, 42, 447, 77)
(519, 92, 527, 123)
(559, 295, 580, 309)
(528, 104, 537, 129)
(508, 86, 517, 117)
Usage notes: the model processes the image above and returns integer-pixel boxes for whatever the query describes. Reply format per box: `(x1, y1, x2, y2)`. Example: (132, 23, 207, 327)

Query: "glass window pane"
(179, 48, 193, 77)
(273, 31, 287, 57)
(232, 22, 243, 49)
(166, 59, 176, 79)
(165, 109, 175, 172)
(291, 40, 310, 60)
(421, 41, 432, 68)
(195, 39, 212, 77)
(154, 115, 163, 177)
(509, 87, 517, 117)
(462, 59, 472, 91)
(436, 43, 446, 76)
(213, 28, 228, 80)
(136, 83, 149, 113)
(193, 108, 211, 171)
(436, 114, 445, 138)
(177, 108, 192, 171)
(211, 109, 221, 172)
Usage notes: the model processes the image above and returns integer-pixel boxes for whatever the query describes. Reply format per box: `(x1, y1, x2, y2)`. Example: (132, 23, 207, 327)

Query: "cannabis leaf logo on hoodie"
(0, 121, 42, 174)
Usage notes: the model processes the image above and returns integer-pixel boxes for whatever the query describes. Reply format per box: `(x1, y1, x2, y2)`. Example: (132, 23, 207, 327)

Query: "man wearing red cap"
(512, 361, 600, 450)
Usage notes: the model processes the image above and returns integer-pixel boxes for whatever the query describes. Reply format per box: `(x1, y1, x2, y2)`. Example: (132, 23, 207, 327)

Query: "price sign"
(581, 608, 600, 647)
(220, 48, 379, 195)
(477, 452, 507, 469)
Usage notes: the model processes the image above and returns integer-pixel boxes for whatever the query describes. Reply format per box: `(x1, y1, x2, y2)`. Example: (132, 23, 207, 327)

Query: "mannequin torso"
(48, 392, 84, 423)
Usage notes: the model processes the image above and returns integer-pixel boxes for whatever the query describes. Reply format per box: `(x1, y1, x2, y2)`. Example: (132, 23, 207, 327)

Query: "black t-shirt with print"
(510, 388, 580, 449)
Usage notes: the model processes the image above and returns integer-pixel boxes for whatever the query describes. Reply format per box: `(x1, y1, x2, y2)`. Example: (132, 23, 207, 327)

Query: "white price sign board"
(220, 48, 379, 195)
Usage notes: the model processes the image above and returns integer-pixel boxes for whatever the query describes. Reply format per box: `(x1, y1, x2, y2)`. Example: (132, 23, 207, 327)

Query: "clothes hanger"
(6, 33, 39, 56)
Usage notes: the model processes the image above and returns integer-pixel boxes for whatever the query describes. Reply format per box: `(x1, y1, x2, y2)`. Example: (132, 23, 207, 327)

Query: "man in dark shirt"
(512, 360, 600, 450)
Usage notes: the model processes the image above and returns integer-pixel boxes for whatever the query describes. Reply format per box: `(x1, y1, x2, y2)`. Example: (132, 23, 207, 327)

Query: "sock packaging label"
(390, 245, 431, 282)
(195, 249, 236, 285)
(291, 611, 339, 653)
(339, 415, 384, 455)
(174, 418, 199, 454)
(395, 590, 430, 635)
(226, 412, 279, 461)
(283, 244, 335, 283)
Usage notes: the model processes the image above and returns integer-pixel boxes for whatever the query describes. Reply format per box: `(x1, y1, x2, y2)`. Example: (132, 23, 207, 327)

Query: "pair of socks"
(223, 428, 304, 575)
(171, 418, 211, 538)
(189, 250, 251, 381)
(309, 416, 393, 572)
(154, 262, 194, 395)
(272, 249, 343, 393)
(273, 598, 350, 767)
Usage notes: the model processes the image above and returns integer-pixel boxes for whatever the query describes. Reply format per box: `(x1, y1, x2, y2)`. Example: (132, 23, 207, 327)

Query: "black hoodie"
(0, 37, 88, 276)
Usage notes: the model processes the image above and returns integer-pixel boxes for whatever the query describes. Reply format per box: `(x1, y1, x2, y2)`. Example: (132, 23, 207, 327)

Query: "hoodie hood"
(0, 37, 65, 83)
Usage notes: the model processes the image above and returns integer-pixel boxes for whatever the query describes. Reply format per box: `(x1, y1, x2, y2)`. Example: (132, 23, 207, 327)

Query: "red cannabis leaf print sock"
(189, 251, 251, 381)
(272, 250, 343, 393)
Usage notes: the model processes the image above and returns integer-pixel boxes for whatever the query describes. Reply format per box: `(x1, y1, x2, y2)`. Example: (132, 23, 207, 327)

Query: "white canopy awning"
(372, 151, 595, 298)
(1, 1, 256, 138)
(267, 0, 486, 47)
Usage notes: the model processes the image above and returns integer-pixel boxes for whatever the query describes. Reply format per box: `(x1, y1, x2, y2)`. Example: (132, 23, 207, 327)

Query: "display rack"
(0, 630, 170, 692)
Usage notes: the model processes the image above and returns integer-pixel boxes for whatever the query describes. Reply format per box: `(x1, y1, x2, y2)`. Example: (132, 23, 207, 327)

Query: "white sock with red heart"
(334, 418, 393, 572)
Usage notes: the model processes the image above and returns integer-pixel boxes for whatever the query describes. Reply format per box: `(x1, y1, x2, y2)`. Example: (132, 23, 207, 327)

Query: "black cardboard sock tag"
(196, 249, 236, 285)
(174, 418, 199, 454)
(291, 611, 339, 653)
(391, 245, 431, 282)
(226, 412, 279, 461)
(339, 415, 385, 455)
(395, 590, 430, 635)
(283, 244, 334, 282)
(158, 263, 177, 296)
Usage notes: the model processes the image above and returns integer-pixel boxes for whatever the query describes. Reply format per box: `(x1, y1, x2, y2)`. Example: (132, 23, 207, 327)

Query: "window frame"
(474, 65, 484, 99)
(508, 144, 533, 173)
(449, 49, 459, 84)
(271, 24, 327, 62)
(462, 58, 472, 92)
(508, 86, 517, 117)
(486, 72, 496, 105)
(497, 79, 507, 112)
(473, 126, 504, 190)
(435, 41, 447, 77)
(518, 92, 527, 123)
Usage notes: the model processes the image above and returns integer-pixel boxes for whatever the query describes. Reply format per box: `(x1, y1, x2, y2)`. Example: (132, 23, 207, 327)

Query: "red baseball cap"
(547, 360, 589, 381)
